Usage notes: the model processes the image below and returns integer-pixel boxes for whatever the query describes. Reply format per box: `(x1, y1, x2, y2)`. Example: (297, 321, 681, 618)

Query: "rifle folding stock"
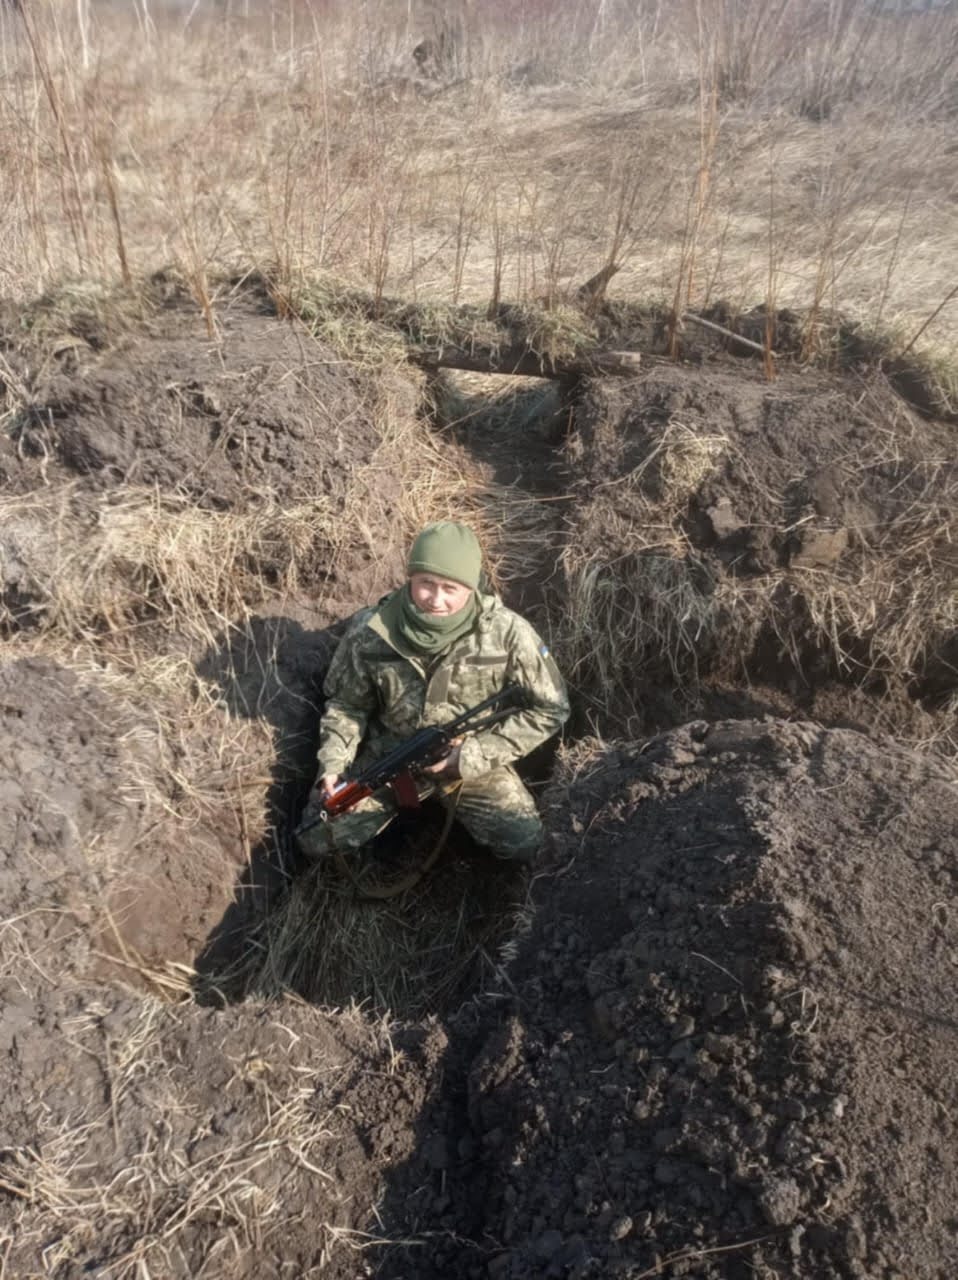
(295, 683, 527, 836)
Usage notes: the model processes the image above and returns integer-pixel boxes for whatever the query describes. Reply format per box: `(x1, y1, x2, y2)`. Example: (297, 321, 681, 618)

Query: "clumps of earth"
(563, 360, 956, 743)
(379, 720, 957, 1280)
(0, 279, 955, 1277)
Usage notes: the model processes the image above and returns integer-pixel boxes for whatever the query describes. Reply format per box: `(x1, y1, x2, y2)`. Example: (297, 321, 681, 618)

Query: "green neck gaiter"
(378, 584, 478, 657)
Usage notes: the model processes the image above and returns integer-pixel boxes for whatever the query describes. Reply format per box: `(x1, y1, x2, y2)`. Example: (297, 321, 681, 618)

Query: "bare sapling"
(764, 144, 780, 380)
(668, 10, 720, 358)
(451, 159, 483, 305)
(96, 126, 133, 291)
(19, 3, 92, 272)
(487, 186, 505, 319)
(873, 192, 912, 335)
(897, 283, 958, 362)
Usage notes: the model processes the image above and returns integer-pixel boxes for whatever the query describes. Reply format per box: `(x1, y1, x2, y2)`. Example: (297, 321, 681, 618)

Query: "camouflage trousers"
(297, 764, 543, 863)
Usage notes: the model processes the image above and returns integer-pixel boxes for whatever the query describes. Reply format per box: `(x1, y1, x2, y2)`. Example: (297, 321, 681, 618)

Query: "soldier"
(298, 521, 569, 864)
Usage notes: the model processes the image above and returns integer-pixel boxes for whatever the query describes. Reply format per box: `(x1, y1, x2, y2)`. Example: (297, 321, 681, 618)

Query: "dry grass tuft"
(565, 550, 720, 694)
(290, 278, 412, 371)
(10, 278, 148, 355)
(291, 279, 600, 370)
(559, 419, 735, 701)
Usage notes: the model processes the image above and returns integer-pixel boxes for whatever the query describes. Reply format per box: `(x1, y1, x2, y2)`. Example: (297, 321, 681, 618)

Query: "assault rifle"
(295, 684, 528, 836)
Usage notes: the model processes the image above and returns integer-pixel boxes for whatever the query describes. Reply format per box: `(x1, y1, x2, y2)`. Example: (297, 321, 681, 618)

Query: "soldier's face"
(409, 573, 473, 616)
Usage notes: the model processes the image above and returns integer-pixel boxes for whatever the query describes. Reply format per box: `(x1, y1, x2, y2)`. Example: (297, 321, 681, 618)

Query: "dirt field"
(1, 275, 955, 1277)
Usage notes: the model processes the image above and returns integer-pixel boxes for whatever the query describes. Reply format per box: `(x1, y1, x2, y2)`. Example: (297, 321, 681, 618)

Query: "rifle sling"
(334, 782, 463, 901)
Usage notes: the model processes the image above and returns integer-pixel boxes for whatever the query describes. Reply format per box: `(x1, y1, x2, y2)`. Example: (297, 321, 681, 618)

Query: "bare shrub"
(1, 1, 956, 364)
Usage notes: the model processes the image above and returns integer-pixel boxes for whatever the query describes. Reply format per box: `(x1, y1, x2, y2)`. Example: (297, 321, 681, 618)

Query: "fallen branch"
(576, 262, 621, 312)
(683, 310, 776, 358)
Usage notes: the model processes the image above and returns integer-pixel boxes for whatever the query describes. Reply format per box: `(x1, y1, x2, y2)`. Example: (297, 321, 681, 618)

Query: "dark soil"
(0, 657, 139, 995)
(570, 361, 953, 578)
(4, 717, 953, 1278)
(0, 980, 447, 1278)
(564, 359, 956, 742)
(375, 719, 958, 1280)
(0, 655, 267, 992)
(1, 285, 403, 512)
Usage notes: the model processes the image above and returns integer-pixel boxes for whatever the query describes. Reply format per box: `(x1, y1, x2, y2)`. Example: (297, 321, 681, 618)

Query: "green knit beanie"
(407, 522, 482, 589)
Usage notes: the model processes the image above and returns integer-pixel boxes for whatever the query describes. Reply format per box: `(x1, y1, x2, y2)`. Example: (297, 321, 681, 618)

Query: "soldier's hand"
(424, 739, 462, 779)
(317, 773, 342, 799)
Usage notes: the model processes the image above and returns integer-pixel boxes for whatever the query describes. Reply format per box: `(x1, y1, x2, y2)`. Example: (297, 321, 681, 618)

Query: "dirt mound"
(3, 713, 954, 1277)
(377, 719, 957, 1279)
(1, 288, 395, 510)
(0, 649, 442, 1278)
(0, 286, 422, 640)
(561, 362, 956, 743)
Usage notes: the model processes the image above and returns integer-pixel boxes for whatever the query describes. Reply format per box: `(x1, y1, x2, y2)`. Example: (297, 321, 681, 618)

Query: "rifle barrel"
(443, 683, 524, 735)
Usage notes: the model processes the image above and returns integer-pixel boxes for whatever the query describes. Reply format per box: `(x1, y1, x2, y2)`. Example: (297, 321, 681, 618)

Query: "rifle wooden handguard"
(321, 779, 374, 818)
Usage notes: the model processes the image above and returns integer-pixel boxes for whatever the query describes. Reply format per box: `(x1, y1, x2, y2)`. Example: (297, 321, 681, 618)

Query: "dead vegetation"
(0, 483, 339, 642)
(558, 366, 957, 745)
(2, 1, 957, 367)
(232, 853, 531, 1021)
(0, 993, 407, 1279)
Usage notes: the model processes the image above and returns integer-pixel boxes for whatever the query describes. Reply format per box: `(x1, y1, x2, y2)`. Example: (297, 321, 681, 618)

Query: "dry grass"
(291, 277, 601, 371)
(0, 483, 339, 644)
(557, 388, 957, 738)
(559, 418, 737, 705)
(1, 1, 957, 364)
(237, 854, 529, 1021)
(0, 995, 387, 1279)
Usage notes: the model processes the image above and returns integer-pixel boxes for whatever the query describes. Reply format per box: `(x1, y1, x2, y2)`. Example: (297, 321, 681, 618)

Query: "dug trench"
(0, 286, 955, 1278)
(190, 370, 577, 1021)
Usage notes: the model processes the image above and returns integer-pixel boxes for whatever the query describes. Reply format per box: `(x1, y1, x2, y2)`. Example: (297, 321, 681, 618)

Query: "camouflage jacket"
(317, 591, 569, 782)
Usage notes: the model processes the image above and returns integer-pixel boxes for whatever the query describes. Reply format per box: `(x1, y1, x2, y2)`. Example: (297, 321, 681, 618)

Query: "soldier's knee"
(298, 806, 395, 860)
(487, 812, 543, 864)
